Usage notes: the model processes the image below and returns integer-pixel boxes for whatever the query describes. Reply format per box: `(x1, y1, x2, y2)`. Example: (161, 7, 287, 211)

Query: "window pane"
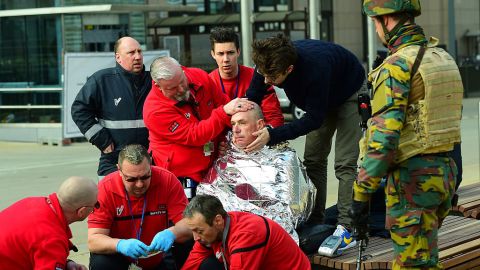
(0, 108, 60, 123)
(0, 92, 60, 105)
(0, 15, 59, 86)
(0, 0, 55, 9)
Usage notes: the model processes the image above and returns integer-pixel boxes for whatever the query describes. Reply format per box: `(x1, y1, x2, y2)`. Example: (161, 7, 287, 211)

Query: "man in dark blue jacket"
(71, 37, 151, 178)
(245, 34, 366, 230)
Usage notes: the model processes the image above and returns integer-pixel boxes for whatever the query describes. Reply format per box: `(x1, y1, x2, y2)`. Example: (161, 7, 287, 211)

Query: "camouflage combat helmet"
(363, 0, 421, 17)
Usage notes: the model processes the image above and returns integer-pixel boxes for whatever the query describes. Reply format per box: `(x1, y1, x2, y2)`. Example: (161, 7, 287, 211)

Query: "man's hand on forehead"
(224, 98, 255, 115)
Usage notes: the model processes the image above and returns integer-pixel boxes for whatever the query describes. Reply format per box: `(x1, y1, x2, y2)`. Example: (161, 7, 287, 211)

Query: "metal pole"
(448, 0, 457, 60)
(308, 0, 320, 39)
(240, 0, 253, 67)
(366, 16, 376, 72)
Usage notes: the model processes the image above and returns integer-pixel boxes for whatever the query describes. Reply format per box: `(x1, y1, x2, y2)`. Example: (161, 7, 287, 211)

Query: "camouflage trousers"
(385, 155, 456, 269)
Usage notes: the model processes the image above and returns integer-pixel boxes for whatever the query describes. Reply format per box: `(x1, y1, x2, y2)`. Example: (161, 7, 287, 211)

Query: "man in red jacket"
(0, 176, 98, 270)
(208, 27, 284, 128)
(88, 144, 192, 270)
(181, 195, 311, 270)
(143, 56, 254, 199)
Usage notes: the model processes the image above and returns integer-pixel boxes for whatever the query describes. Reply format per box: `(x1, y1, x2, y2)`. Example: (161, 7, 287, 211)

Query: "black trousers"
(89, 252, 176, 270)
(171, 239, 195, 269)
(199, 255, 223, 270)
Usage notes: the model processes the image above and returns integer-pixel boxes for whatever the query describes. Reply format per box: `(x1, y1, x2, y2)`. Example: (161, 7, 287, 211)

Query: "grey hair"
(118, 144, 151, 169)
(252, 103, 264, 120)
(150, 56, 181, 82)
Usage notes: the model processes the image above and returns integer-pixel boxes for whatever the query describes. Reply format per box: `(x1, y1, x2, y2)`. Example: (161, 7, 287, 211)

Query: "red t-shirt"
(209, 65, 284, 128)
(88, 166, 188, 269)
(0, 194, 73, 270)
(182, 211, 311, 270)
(143, 67, 230, 181)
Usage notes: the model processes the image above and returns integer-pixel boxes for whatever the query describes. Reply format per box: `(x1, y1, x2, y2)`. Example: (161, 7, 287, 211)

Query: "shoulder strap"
(411, 46, 426, 80)
(230, 215, 270, 255)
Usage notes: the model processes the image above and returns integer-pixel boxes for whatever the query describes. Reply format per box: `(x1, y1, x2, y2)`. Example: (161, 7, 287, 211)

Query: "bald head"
(250, 103, 264, 121)
(57, 176, 98, 212)
(231, 103, 264, 125)
(114, 36, 143, 74)
(231, 104, 265, 148)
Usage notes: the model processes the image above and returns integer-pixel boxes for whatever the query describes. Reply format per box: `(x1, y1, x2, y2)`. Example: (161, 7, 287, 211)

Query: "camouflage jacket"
(353, 24, 428, 201)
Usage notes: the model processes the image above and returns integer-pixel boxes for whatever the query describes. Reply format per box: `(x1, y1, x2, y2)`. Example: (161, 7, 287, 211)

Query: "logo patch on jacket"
(55, 262, 65, 270)
(116, 205, 124, 216)
(169, 121, 179, 133)
(185, 113, 191, 119)
(114, 97, 122, 106)
(150, 204, 168, 216)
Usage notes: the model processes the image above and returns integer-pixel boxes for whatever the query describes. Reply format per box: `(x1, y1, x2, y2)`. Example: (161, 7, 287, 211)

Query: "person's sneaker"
(333, 225, 356, 253)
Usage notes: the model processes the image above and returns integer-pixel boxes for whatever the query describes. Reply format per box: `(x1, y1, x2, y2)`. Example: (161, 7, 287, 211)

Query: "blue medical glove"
(116, 239, 148, 259)
(149, 229, 176, 252)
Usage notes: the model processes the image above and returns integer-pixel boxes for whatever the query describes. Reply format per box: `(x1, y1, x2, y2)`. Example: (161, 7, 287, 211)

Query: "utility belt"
(178, 177, 198, 200)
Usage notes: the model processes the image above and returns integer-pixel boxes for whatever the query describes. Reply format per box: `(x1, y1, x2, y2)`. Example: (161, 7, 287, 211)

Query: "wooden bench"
(451, 182, 480, 219)
(310, 215, 480, 269)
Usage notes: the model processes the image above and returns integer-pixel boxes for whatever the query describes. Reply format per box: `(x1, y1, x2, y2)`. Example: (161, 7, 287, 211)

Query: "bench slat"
(310, 216, 480, 269)
(452, 183, 480, 219)
(442, 248, 480, 269)
(449, 256, 480, 270)
(439, 238, 480, 260)
(458, 199, 480, 212)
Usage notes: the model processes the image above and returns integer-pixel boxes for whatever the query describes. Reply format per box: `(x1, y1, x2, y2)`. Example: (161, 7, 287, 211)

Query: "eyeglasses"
(79, 201, 100, 214)
(120, 168, 152, 183)
(91, 201, 100, 209)
(256, 69, 279, 82)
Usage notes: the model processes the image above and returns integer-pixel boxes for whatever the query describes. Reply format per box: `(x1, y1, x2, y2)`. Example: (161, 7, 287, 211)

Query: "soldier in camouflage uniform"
(350, 0, 463, 269)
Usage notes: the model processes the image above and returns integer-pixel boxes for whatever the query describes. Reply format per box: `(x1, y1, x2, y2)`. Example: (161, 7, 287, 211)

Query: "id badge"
(128, 263, 142, 270)
(203, 141, 214, 156)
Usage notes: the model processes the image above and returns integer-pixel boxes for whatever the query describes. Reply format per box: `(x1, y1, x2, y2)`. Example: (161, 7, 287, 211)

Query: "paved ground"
(1, 97, 478, 266)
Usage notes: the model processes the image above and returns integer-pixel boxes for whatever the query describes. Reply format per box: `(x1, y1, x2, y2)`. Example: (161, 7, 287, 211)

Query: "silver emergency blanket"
(199, 138, 316, 243)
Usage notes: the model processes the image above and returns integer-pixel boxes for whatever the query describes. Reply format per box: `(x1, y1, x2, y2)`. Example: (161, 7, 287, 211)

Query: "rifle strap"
(411, 45, 426, 82)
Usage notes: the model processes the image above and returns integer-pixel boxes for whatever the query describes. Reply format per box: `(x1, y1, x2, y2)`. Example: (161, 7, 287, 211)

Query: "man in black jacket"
(245, 34, 366, 230)
(71, 37, 151, 178)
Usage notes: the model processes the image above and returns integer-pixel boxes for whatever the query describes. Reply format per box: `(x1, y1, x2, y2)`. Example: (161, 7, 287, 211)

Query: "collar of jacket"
(387, 23, 427, 54)
(115, 62, 147, 81)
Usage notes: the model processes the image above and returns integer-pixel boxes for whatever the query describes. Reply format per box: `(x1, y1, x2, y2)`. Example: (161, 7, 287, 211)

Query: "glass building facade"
(3, 0, 474, 138)
(0, 0, 315, 125)
(0, 0, 145, 124)
(0, 0, 60, 123)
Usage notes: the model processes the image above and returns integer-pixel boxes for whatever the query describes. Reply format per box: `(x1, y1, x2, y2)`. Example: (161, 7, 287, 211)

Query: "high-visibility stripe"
(98, 119, 146, 129)
(85, 124, 103, 140)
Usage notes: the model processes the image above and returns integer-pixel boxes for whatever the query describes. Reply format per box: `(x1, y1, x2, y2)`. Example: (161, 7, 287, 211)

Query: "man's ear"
(379, 15, 394, 30)
(286, 65, 294, 74)
(115, 53, 120, 63)
(76, 206, 87, 219)
(210, 50, 216, 59)
(257, 119, 265, 130)
(213, 214, 225, 229)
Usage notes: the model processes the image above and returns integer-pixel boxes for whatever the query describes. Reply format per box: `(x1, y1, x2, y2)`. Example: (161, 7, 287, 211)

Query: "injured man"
(198, 103, 316, 243)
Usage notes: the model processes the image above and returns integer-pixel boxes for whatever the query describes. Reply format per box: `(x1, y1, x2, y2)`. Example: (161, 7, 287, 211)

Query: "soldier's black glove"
(348, 200, 369, 242)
